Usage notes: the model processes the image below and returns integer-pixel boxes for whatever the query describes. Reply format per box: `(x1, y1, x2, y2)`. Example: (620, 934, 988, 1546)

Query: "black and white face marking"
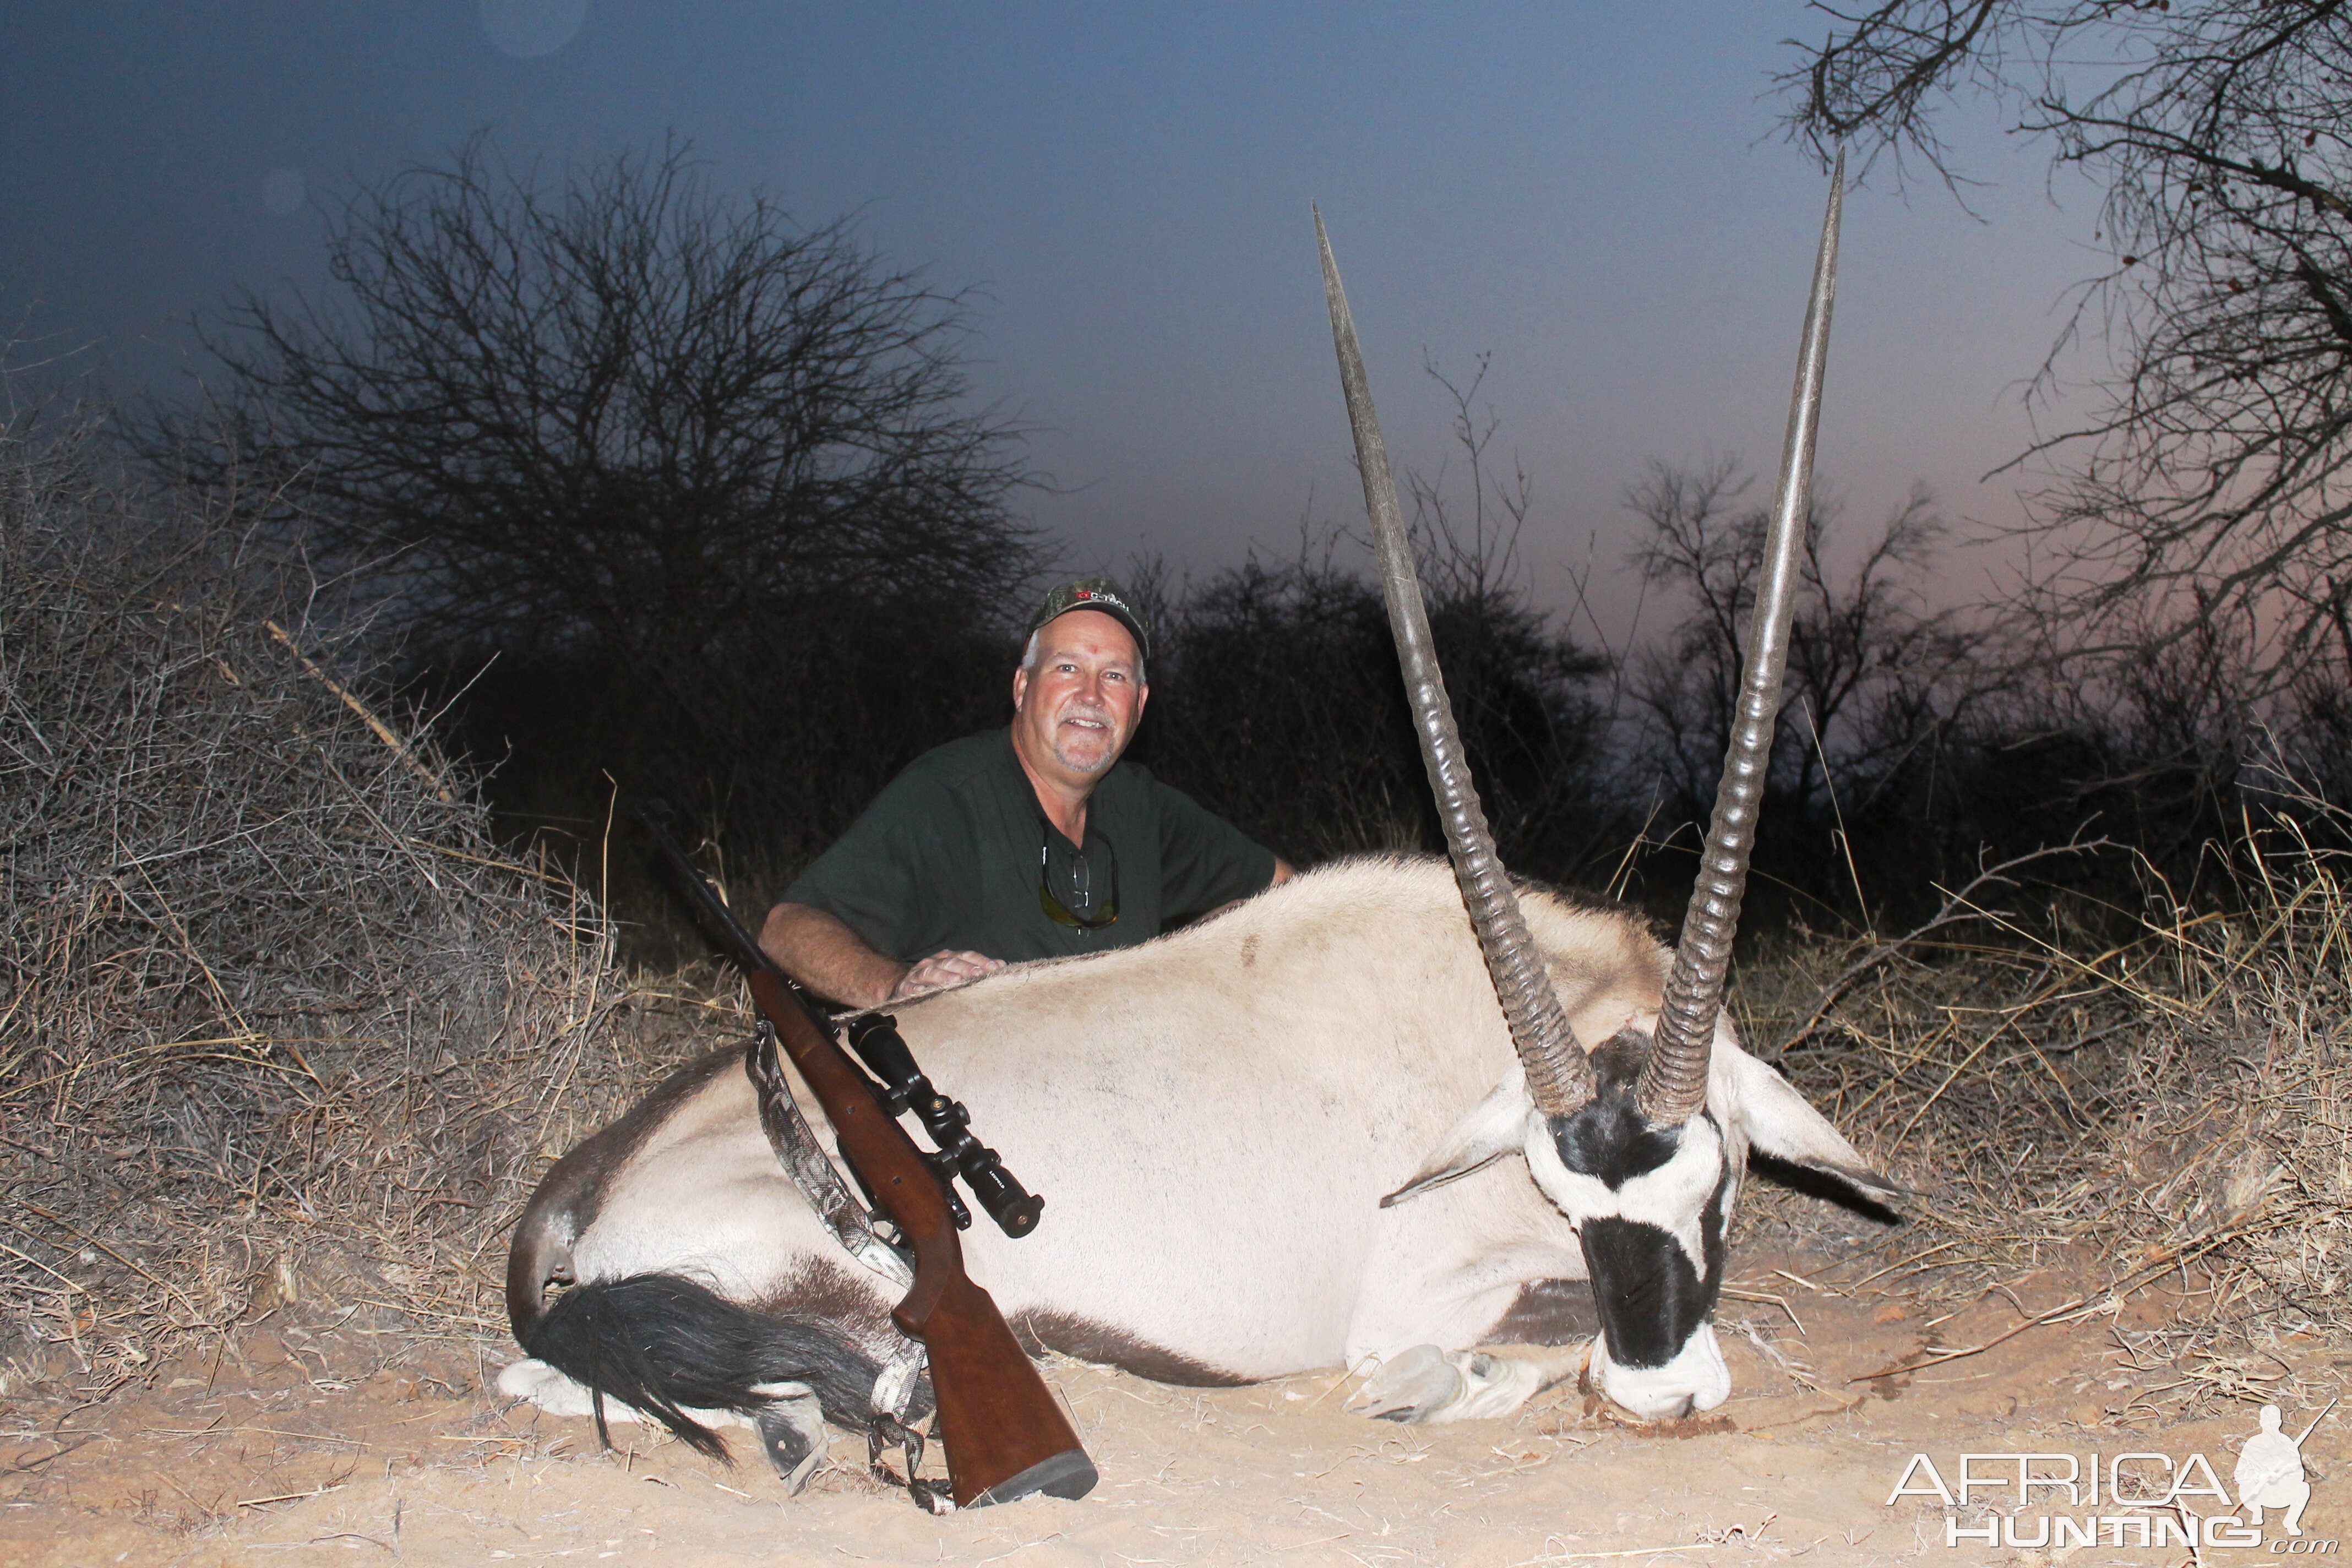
(1525, 1036, 1733, 1420)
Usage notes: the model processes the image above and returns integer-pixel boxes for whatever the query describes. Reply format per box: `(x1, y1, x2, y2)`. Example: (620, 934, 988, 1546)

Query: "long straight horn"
(1638, 154, 1846, 1126)
(1314, 205, 1594, 1118)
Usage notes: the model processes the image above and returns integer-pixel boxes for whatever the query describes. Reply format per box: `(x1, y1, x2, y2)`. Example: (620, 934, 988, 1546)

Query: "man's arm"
(761, 902, 1001, 1009)
(1150, 770, 1289, 918)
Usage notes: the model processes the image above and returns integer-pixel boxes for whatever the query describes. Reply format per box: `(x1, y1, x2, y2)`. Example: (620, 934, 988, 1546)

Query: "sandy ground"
(5, 1240, 2343, 1568)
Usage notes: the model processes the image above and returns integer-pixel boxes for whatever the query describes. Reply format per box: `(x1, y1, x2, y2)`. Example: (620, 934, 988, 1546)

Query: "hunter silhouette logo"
(2239, 1402, 2329, 1537)
(1888, 1397, 2336, 1550)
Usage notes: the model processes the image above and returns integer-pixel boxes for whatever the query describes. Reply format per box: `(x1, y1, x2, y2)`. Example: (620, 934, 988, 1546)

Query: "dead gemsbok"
(500, 162, 1898, 1488)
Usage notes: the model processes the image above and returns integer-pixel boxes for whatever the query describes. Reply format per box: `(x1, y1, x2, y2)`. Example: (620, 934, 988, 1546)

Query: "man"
(761, 578, 1293, 1007)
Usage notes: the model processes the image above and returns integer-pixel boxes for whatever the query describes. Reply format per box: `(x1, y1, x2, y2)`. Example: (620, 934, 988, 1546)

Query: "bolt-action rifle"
(637, 808, 1097, 1509)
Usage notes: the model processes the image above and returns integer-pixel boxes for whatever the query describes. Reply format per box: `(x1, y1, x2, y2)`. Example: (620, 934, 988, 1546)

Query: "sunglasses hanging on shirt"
(1038, 819, 1119, 930)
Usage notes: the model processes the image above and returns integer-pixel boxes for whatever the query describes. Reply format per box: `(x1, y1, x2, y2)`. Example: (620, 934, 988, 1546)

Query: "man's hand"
(764, 903, 1007, 1009)
(890, 949, 1006, 1000)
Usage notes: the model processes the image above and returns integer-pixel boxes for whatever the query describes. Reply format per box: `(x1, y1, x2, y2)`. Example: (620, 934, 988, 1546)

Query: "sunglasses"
(1038, 820, 1119, 930)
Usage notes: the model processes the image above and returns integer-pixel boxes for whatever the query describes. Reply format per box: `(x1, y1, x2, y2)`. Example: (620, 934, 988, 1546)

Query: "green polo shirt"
(782, 729, 1277, 963)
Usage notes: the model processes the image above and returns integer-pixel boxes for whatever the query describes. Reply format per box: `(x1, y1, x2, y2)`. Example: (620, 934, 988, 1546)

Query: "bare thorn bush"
(0, 422, 656, 1398)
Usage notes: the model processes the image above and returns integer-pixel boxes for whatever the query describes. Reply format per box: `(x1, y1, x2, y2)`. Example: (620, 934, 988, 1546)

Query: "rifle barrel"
(635, 809, 773, 974)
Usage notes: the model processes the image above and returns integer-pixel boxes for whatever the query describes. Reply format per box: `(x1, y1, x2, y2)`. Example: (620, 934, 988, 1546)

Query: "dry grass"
(0, 424, 694, 1401)
(1735, 804, 2350, 1414)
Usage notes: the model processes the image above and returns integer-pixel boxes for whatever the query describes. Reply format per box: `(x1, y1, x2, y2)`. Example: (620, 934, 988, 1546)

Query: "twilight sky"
(1, 3, 2106, 647)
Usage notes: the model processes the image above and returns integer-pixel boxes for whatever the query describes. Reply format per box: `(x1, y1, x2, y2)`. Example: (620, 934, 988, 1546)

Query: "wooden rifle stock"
(741, 967, 1095, 1506)
(638, 812, 1095, 1508)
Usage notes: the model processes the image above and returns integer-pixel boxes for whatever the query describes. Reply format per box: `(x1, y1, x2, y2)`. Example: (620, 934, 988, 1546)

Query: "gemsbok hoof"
(1352, 1345, 1548, 1424)
(754, 1392, 830, 1492)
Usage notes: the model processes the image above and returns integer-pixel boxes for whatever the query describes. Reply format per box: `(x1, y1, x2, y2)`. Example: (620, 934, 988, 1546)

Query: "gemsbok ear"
(1382, 1066, 1533, 1208)
(1725, 1050, 1909, 1200)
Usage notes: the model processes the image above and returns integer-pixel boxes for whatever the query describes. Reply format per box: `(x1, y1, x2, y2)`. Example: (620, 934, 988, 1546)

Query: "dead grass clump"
(1742, 813, 2350, 1411)
(0, 425, 645, 1400)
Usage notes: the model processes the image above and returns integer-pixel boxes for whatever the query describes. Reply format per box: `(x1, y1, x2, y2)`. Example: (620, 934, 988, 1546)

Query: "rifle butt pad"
(971, 1446, 1098, 1506)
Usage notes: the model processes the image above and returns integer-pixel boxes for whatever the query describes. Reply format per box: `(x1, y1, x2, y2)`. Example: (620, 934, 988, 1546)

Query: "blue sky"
(1, 3, 2106, 644)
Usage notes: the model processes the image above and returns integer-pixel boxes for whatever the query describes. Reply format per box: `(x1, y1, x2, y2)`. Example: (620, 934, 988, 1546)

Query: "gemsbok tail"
(522, 1272, 922, 1461)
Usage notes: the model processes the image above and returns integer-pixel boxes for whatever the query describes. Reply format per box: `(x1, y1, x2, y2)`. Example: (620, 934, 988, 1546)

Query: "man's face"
(1011, 609, 1148, 782)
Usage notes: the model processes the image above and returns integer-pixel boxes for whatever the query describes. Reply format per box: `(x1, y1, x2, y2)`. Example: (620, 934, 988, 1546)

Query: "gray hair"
(1020, 627, 1146, 687)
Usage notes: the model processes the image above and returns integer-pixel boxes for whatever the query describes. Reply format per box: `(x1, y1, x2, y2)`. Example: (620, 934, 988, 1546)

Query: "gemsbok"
(500, 160, 1899, 1494)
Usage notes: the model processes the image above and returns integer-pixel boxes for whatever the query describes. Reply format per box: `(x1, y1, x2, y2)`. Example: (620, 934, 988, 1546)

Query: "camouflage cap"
(1027, 576, 1151, 663)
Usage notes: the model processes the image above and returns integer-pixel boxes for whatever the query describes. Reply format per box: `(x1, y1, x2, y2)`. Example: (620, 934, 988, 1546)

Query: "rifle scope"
(631, 802, 1047, 1242)
(847, 1014, 1045, 1239)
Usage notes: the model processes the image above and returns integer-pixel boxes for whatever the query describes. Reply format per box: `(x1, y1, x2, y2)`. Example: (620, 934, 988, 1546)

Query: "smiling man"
(761, 578, 1293, 1007)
